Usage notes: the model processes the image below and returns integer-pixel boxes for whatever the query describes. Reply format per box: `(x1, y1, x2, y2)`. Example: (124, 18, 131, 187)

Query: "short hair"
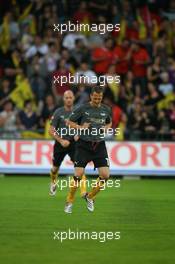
(24, 100, 32, 107)
(4, 99, 13, 106)
(91, 86, 104, 94)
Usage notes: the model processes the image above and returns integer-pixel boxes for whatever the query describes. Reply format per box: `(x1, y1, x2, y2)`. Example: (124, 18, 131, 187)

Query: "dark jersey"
(69, 103, 112, 142)
(50, 106, 74, 141)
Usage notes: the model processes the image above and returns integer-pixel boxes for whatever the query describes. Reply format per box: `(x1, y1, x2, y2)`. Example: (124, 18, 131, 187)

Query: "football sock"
(66, 176, 80, 204)
(50, 169, 58, 184)
(80, 174, 87, 197)
(87, 177, 106, 199)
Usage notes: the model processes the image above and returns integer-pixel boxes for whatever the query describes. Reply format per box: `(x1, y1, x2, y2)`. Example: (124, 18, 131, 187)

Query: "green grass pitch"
(0, 176, 175, 264)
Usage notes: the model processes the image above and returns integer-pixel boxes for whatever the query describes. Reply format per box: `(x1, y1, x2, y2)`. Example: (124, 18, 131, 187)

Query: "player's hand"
(81, 122, 90, 129)
(60, 139, 70, 148)
(65, 119, 69, 126)
(74, 135, 79, 141)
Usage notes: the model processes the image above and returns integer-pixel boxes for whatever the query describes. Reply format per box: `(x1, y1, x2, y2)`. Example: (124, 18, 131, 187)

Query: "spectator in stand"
(158, 72, 174, 96)
(60, 48, 76, 69)
(88, 27, 104, 49)
(105, 64, 120, 102)
(44, 42, 60, 74)
(92, 38, 114, 75)
(27, 53, 48, 79)
(0, 0, 175, 141)
(103, 97, 122, 129)
(162, 0, 175, 20)
(39, 94, 57, 128)
(130, 42, 150, 96)
(118, 71, 136, 113)
(0, 79, 12, 109)
(43, 27, 60, 48)
(0, 100, 18, 133)
(52, 59, 71, 102)
(157, 110, 170, 139)
(74, 84, 89, 106)
(72, 1, 93, 24)
(4, 49, 26, 84)
(147, 56, 163, 87)
(21, 24, 34, 52)
(0, 12, 20, 42)
(25, 36, 49, 59)
(29, 69, 46, 115)
(145, 82, 163, 108)
(126, 20, 140, 42)
(103, 96, 126, 140)
(62, 29, 88, 51)
(70, 39, 90, 67)
(73, 61, 97, 88)
(127, 101, 143, 139)
(66, 0, 81, 18)
(113, 39, 130, 79)
(39, 5, 54, 31)
(153, 31, 168, 67)
(121, 0, 135, 25)
(89, 0, 109, 18)
(140, 110, 157, 139)
(111, 4, 121, 25)
(18, 100, 38, 130)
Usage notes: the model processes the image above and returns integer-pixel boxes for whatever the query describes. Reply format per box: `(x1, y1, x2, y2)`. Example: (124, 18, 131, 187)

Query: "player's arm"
(49, 125, 62, 143)
(65, 105, 90, 130)
(49, 125, 70, 147)
(103, 107, 112, 132)
(66, 120, 90, 130)
(49, 110, 70, 147)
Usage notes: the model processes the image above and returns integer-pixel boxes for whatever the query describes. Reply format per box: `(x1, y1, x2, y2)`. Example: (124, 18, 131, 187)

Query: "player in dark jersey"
(64, 86, 112, 213)
(49, 90, 86, 196)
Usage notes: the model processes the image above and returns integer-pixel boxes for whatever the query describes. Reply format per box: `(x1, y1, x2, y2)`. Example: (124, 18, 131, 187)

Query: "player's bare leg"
(85, 167, 110, 212)
(49, 166, 59, 196)
(64, 167, 84, 213)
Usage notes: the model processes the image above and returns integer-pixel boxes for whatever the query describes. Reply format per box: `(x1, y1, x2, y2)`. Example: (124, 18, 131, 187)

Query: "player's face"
(90, 92, 103, 106)
(63, 93, 74, 107)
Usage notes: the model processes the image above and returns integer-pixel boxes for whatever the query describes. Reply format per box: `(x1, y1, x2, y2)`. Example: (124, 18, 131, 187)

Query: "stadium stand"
(0, 0, 175, 141)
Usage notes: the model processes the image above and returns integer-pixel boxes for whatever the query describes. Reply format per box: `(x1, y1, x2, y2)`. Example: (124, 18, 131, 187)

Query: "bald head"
(64, 90, 74, 98)
(63, 90, 75, 108)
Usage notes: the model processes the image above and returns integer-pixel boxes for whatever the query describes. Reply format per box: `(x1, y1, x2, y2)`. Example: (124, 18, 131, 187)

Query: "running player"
(64, 86, 112, 213)
(49, 90, 86, 197)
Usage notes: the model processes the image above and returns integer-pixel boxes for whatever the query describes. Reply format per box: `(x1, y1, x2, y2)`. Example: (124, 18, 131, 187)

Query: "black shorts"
(74, 139, 109, 168)
(52, 140, 75, 167)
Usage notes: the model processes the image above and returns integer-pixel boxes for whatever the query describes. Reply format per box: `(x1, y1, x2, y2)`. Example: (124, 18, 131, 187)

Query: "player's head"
(90, 87, 104, 107)
(63, 90, 75, 107)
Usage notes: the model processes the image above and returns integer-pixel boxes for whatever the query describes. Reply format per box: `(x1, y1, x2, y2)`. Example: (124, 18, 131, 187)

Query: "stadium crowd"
(0, 0, 175, 140)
